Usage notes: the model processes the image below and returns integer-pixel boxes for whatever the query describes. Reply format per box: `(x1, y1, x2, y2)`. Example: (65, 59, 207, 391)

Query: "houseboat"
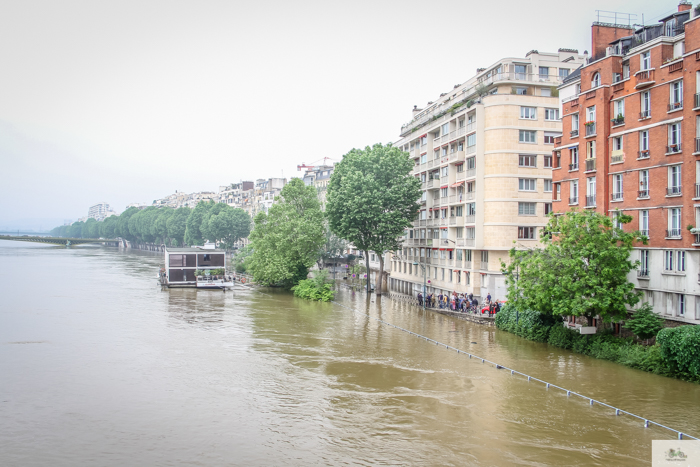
(161, 244, 233, 289)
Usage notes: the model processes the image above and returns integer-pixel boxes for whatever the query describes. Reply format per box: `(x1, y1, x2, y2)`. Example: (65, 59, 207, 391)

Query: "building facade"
(389, 50, 586, 301)
(553, 1, 700, 325)
(87, 202, 117, 222)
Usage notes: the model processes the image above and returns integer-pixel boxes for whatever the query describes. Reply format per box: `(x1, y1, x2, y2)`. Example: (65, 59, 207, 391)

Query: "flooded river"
(1, 240, 698, 466)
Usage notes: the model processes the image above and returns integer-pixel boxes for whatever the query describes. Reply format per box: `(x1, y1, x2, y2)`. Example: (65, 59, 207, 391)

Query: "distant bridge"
(0, 235, 122, 246)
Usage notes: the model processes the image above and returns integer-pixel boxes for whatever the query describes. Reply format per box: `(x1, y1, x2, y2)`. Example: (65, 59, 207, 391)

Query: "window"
(639, 170, 649, 197)
(612, 174, 623, 200)
(640, 250, 650, 274)
(441, 123, 449, 136)
(521, 107, 537, 119)
(559, 68, 570, 79)
(544, 132, 559, 144)
(481, 250, 489, 264)
(592, 72, 601, 88)
(442, 146, 448, 156)
(587, 176, 596, 197)
(570, 180, 579, 203)
(612, 210, 623, 229)
(544, 203, 552, 215)
(456, 227, 463, 238)
(541, 88, 551, 97)
(544, 155, 552, 168)
(519, 178, 536, 191)
(571, 113, 579, 134)
(518, 226, 536, 239)
(467, 133, 476, 147)
(613, 72, 622, 83)
(669, 166, 682, 194)
(466, 228, 475, 240)
(440, 187, 448, 197)
(441, 166, 448, 177)
(570, 147, 579, 168)
(664, 250, 674, 270)
(587, 105, 596, 123)
(639, 130, 649, 155)
(421, 136, 427, 146)
(519, 154, 536, 167)
(678, 294, 686, 316)
(539, 66, 549, 79)
(677, 251, 686, 272)
(669, 208, 681, 236)
(668, 123, 681, 151)
(641, 91, 650, 118)
(614, 99, 625, 120)
(519, 130, 536, 143)
(613, 137, 623, 151)
(518, 202, 536, 215)
(467, 203, 476, 216)
(466, 156, 476, 169)
(514, 87, 527, 95)
(544, 108, 559, 121)
(666, 18, 677, 37)
(641, 52, 650, 71)
(623, 63, 630, 79)
(420, 154, 427, 164)
(455, 205, 463, 216)
(670, 80, 683, 109)
(640, 210, 649, 236)
(515, 65, 527, 80)
(544, 179, 552, 192)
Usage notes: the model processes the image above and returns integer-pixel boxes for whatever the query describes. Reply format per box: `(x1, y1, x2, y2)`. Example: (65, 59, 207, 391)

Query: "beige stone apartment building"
(389, 50, 586, 301)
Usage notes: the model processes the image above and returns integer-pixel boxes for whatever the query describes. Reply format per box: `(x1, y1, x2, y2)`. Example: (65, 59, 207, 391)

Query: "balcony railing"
(635, 69, 655, 88)
(666, 229, 681, 238)
(611, 192, 623, 201)
(668, 101, 683, 112)
(666, 186, 682, 196)
(611, 154, 624, 164)
(639, 230, 649, 238)
(465, 215, 475, 224)
(637, 269, 650, 278)
(466, 168, 476, 178)
(638, 150, 650, 159)
(585, 158, 596, 171)
(466, 145, 476, 155)
(465, 191, 475, 200)
(639, 110, 650, 119)
(585, 123, 596, 137)
(667, 144, 681, 154)
(569, 196, 578, 205)
(569, 163, 579, 171)
(638, 189, 649, 198)
(611, 116, 625, 126)
(456, 171, 466, 181)
(585, 195, 596, 207)
(570, 129, 579, 138)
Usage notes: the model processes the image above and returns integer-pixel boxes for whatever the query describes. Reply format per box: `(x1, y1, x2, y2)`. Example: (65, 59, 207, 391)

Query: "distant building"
(87, 203, 117, 221)
(302, 165, 334, 208)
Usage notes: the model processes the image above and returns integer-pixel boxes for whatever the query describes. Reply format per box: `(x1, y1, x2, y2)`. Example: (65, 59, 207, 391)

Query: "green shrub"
(657, 325, 700, 379)
(291, 270, 335, 302)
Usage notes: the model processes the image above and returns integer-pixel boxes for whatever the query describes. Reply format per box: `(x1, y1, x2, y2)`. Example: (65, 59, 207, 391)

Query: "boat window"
(203, 254, 211, 261)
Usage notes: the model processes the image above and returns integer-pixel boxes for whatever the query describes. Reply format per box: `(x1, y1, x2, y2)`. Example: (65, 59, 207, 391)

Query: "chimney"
(679, 0, 691, 12)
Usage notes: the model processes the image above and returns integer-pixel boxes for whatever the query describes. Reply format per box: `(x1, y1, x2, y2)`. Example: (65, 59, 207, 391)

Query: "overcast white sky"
(0, 0, 677, 230)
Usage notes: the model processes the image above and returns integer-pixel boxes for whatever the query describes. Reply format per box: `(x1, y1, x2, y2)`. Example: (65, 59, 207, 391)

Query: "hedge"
(495, 304, 697, 382)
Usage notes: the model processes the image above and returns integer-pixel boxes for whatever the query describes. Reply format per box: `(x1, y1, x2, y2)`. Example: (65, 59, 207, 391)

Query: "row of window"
(520, 107, 560, 120)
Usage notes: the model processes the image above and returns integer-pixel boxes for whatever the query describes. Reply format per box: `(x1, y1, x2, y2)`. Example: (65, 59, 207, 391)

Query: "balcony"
(666, 144, 681, 154)
(569, 163, 579, 171)
(611, 154, 624, 164)
(450, 216, 462, 225)
(639, 110, 651, 119)
(464, 239, 475, 247)
(639, 230, 649, 238)
(666, 186, 682, 196)
(635, 69, 655, 88)
(570, 129, 579, 138)
(465, 191, 475, 200)
(638, 189, 649, 198)
(585, 158, 596, 171)
(638, 150, 650, 159)
(569, 196, 578, 205)
(611, 192, 623, 201)
(611, 116, 625, 126)
(464, 260, 472, 269)
(666, 229, 681, 239)
(637, 269, 650, 278)
(465, 215, 475, 224)
(585, 195, 596, 207)
(466, 168, 476, 178)
(466, 144, 476, 155)
(456, 171, 466, 181)
(585, 123, 596, 137)
(428, 160, 435, 169)
(668, 101, 683, 112)
(420, 219, 427, 226)
(427, 178, 438, 189)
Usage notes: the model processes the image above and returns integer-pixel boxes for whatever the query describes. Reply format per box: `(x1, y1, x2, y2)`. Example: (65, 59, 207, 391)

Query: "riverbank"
(494, 305, 700, 384)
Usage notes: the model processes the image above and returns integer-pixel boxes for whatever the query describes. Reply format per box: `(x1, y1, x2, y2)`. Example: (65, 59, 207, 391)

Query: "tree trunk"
(364, 250, 371, 294)
(376, 253, 384, 296)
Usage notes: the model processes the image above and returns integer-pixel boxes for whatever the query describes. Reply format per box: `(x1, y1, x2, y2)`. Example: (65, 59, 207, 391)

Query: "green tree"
(248, 178, 325, 288)
(116, 207, 139, 242)
(624, 302, 665, 343)
(317, 224, 348, 269)
(502, 210, 644, 325)
(152, 208, 174, 245)
(184, 200, 213, 246)
(206, 206, 251, 250)
(84, 218, 99, 238)
(166, 207, 190, 247)
(68, 221, 85, 238)
(101, 216, 118, 239)
(326, 143, 421, 295)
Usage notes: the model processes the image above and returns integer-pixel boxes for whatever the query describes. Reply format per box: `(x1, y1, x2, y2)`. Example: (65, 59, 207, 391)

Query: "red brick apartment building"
(553, 1, 700, 324)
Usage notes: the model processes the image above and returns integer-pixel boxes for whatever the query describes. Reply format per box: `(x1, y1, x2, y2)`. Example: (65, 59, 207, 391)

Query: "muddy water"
(1, 240, 698, 466)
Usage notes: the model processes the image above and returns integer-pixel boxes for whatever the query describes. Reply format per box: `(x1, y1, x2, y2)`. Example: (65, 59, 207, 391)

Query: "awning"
(441, 185, 448, 189)
(451, 181, 464, 187)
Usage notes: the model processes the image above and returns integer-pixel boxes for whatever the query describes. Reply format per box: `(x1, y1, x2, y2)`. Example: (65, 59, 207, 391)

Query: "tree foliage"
(624, 302, 665, 341)
(502, 210, 644, 325)
(326, 143, 421, 294)
(292, 269, 335, 302)
(248, 178, 325, 288)
(657, 325, 700, 378)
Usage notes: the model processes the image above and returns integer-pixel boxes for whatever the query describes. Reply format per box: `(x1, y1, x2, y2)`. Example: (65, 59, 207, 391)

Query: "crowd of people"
(416, 291, 502, 316)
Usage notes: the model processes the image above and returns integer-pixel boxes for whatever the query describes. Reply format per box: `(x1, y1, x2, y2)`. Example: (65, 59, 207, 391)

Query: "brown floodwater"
(1, 240, 698, 466)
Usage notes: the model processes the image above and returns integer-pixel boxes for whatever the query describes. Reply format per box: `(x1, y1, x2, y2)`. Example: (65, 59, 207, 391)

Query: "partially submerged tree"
(624, 302, 664, 343)
(317, 225, 348, 270)
(502, 210, 644, 325)
(326, 143, 421, 295)
(248, 178, 325, 288)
